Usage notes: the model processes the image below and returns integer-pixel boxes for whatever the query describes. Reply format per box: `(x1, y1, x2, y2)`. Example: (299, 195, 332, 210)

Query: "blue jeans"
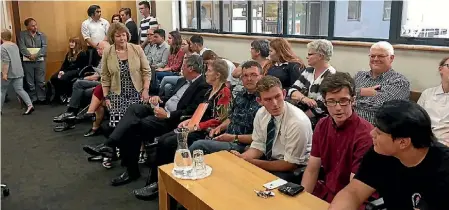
(189, 139, 247, 154)
(156, 71, 177, 81)
(159, 76, 181, 97)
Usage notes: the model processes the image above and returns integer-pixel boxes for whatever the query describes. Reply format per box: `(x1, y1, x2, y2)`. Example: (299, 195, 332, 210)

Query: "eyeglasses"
(369, 54, 389, 59)
(325, 98, 352, 107)
(441, 64, 449, 68)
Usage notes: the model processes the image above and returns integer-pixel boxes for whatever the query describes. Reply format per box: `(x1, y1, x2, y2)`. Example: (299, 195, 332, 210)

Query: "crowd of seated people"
(5, 2, 449, 208)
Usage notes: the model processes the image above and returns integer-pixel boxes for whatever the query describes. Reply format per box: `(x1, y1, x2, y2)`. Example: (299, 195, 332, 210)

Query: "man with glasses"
(188, 61, 263, 155)
(354, 41, 410, 124)
(301, 72, 373, 203)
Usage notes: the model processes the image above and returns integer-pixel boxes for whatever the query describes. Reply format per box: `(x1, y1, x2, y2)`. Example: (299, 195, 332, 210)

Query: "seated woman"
(138, 59, 232, 197)
(202, 50, 237, 94)
(263, 38, 305, 90)
(50, 37, 88, 103)
(101, 22, 151, 128)
(417, 56, 449, 143)
(288, 39, 336, 128)
(154, 30, 184, 81)
(159, 38, 193, 97)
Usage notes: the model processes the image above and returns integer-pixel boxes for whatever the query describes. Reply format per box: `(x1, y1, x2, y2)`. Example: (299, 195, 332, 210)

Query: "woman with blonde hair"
(101, 22, 151, 128)
(263, 38, 305, 90)
(1, 29, 34, 115)
(50, 37, 89, 103)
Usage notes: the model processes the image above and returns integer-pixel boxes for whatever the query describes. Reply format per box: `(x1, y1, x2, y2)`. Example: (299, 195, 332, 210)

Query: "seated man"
(329, 100, 449, 210)
(189, 61, 263, 154)
(82, 54, 209, 186)
(231, 76, 313, 182)
(354, 41, 410, 124)
(53, 41, 109, 128)
(300, 72, 373, 203)
(417, 56, 449, 142)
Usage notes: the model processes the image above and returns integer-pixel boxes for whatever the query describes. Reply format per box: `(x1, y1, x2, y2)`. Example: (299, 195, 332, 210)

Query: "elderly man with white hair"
(288, 39, 336, 128)
(354, 41, 410, 124)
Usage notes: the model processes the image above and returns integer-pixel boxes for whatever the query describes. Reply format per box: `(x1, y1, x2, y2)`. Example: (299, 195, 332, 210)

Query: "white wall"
(156, 0, 448, 92)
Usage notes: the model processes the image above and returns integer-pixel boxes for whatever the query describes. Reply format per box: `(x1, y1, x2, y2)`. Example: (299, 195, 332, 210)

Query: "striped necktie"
(266, 116, 276, 160)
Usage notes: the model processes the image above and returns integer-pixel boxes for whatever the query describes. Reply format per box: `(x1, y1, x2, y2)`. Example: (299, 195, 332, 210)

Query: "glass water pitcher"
(173, 127, 193, 177)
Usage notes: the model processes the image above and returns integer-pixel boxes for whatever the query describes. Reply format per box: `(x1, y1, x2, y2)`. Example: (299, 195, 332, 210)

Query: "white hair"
(370, 41, 394, 56)
(307, 39, 333, 62)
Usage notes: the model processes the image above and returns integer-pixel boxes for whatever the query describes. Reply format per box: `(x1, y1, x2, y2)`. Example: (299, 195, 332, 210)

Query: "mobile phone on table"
(277, 182, 305, 196)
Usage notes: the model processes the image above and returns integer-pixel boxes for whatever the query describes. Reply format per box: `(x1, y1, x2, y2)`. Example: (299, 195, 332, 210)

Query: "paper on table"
(23, 48, 44, 61)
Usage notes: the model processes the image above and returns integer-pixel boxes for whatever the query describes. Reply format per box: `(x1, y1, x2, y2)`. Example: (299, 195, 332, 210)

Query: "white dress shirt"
(81, 17, 110, 46)
(417, 85, 449, 141)
(250, 101, 313, 165)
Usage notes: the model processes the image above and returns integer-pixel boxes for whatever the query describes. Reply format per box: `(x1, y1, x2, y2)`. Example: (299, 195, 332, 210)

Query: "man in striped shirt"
(354, 41, 410, 124)
(138, 1, 158, 49)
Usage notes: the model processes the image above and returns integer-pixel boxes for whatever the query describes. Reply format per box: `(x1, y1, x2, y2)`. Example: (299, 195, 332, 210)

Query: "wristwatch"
(233, 135, 239, 143)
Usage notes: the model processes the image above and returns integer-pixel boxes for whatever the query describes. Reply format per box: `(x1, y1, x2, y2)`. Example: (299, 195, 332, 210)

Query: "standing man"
(119, 8, 139, 44)
(81, 5, 110, 68)
(138, 1, 158, 49)
(18, 18, 47, 104)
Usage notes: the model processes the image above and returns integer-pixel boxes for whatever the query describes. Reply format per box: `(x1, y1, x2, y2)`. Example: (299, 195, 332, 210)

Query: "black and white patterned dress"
(109, 59, 141, 127)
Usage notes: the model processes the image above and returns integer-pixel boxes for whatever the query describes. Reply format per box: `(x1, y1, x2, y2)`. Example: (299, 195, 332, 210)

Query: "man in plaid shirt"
(354, 41, 410, 124)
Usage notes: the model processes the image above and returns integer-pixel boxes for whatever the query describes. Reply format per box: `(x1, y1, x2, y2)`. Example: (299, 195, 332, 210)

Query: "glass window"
(252, 1, 283, 34)
(401, 1, 449, 38)
(287, 0, 329, 36)
(198, 1, 219, 30)
(334, 0, 390, 39)
(180, 0, 196, 29)
(347, 0, 361, 21)
(383, 1, 391, 21)
(223, 1, 248, 33)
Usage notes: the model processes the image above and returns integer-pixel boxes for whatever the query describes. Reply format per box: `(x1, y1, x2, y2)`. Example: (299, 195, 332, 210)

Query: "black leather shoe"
(53, 123, 75, 132)
(77, 112, 96, 122)
(133, 182, 158, 200)
(82, 144, 115, 158)
(111, 171, 140, 186)
(53, 112, 75, 123)
(84, 128, 101, 137)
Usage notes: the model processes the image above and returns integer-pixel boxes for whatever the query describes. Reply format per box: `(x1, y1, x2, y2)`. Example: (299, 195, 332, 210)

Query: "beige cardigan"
(101, 43, 151, 95)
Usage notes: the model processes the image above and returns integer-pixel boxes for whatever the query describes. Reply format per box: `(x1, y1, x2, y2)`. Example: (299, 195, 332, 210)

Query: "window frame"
(178, 0, 449, 47)
(347, 0, 361, 21)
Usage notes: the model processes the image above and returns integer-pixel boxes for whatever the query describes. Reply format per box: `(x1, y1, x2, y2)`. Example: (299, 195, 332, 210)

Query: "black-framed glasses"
(441, 64, 449, 68)
(325, 98, 352, 107)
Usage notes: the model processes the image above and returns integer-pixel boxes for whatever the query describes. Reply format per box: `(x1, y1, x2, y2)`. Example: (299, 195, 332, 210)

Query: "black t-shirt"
(355, 142, 449, 210)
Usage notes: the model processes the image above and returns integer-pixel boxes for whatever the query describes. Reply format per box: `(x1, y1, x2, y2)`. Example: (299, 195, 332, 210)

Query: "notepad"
(23, 48, 44, 61)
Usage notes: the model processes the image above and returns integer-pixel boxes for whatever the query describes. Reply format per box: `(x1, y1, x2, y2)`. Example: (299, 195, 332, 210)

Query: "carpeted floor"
(1, 100, 158, 210)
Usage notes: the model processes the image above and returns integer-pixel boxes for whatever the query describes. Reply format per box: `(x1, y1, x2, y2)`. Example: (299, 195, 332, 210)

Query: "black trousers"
(107, 104, 179, 175)
(87, 47, 100, 67)
(50, 70, 79, 98)
(148, 130, 207, 183)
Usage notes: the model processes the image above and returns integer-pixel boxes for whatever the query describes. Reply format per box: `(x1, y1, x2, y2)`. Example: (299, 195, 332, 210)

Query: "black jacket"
(59, 51, 89, 72)
(161, 75, 210, 122)
(126, 20, 139, 45)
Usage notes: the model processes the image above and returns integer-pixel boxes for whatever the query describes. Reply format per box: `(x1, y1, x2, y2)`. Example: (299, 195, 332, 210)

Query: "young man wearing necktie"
(231, 76, 313, 183)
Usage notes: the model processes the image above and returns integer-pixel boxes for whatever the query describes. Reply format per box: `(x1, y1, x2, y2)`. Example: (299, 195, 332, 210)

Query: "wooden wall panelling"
(16, 1, 138, 80)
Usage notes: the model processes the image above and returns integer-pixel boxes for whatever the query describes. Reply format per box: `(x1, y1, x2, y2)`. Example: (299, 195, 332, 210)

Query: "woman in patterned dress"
(101, 23, 151, 130)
